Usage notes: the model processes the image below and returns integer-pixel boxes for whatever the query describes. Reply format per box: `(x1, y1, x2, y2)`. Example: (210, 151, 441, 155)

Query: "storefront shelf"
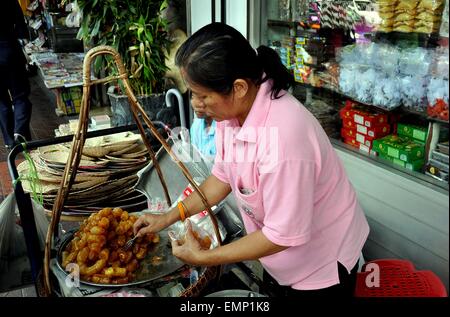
(331, 138, 449, 193)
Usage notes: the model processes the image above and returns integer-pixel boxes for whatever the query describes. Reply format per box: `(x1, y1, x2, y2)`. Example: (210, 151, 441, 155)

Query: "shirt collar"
(235, 79, 273, 143)
(207, 120, 216, 136)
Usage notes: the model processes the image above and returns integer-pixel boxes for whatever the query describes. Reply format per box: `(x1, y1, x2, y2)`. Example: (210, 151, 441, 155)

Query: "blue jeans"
(0, 40, 32, 146)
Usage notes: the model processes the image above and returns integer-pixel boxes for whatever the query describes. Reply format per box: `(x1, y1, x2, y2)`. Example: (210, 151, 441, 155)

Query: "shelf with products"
(331, 137, 449, 193)
(23, 0, 50, 54)
(297, 82, 450, 124)
(267, 19, 320, 30)
(373, 31, 442, 49)
(43, 1, 83, 53)
(294, 81, 449, 187)
(402, 107, 449, 125)
(262, 0, 449, 188)
(267, 19, 297, 28)
(21, 1, 82, 56)
(296, 82, 398, 112)
(258, 1, 449, 288)
(48, 22, 82, 53)
(30, 51, 94, 116)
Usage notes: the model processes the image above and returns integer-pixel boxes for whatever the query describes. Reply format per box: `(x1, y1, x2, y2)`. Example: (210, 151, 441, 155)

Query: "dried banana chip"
(396, 0, 419, 10)
(418, 0, 444, 11)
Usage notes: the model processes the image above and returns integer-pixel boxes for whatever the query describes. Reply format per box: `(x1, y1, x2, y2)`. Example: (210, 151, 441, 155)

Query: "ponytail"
(256, 46, 295, 99)
(176, 23, 294, 100)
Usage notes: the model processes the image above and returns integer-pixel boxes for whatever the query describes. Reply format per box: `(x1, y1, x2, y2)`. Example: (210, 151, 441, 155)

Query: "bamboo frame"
(42, 45, 222, 296)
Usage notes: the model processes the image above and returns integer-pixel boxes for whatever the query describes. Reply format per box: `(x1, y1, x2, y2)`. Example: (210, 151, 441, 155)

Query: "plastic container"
(355, 259, 447, 297)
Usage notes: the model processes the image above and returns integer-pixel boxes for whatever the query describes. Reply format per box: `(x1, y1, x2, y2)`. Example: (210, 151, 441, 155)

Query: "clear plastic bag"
(335, 45, 354, 65)
(431, 47, 449, 79)
(400, 75, 429, 110)
(340, 66, 374, 103)
(354, 68, 378, 104)
(166, 190, 227, 249)
(336, 44, 375, 67)
(427, 77, 449, 105)
(373, 44, 400, 74)
(0, 193, 52, 273)
(358, 43, 379, 66)
(339, 64, 358, 96)
(398, 47, 432, 77)
(0, 194, 19, 272)
(169, 219, 214, 250)
(372, 75, 402, 109)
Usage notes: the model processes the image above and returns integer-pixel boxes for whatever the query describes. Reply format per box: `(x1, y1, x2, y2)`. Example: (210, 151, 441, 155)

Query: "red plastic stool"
(355, 259, 447, 297)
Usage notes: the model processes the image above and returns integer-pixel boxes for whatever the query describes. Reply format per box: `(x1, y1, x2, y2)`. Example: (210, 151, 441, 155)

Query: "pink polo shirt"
(212, 80, 369, 290)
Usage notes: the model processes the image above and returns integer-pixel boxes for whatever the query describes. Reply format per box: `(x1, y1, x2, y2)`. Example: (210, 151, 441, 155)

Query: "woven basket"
(41, 46, 222, 297)
(109, 142, 139, 156)
(82, 146, 110, 158)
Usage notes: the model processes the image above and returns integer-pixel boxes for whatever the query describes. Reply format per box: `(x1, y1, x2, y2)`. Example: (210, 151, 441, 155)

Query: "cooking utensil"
(122, 235, 139, 251)
(56, 226, 184, 288)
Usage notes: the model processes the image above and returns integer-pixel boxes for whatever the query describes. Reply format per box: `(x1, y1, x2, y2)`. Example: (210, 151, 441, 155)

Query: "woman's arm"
(165, 173, 231, 225)
(134, 174, 231, 236)
(171, 223, 288, 266)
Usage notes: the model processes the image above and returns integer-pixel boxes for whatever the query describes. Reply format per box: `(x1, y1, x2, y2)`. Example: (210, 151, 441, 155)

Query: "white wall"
(215, 0, 222, 23)
(336, 148, 449, 292)
(226, 0, 248, 38)
(190, 0, 213, 34)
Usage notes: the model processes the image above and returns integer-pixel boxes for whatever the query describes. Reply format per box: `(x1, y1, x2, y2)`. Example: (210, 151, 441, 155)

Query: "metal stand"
(6, 124, 147, 293)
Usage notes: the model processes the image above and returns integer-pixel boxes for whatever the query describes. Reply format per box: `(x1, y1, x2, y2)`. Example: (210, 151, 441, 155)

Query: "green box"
(397, 123, 428, 143)
(379, 154, 424, 172)
(373, 135, 425, 163)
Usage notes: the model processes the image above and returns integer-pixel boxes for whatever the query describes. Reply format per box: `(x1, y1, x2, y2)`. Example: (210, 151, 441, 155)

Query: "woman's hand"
(170, 220, 206, 266)
(133, 213, 169, 237)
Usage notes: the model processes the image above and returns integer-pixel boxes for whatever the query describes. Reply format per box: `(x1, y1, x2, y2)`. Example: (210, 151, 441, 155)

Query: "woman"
(134, 23, 369, 297)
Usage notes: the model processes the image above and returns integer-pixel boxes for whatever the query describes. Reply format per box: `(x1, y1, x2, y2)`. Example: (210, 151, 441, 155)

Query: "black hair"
(175, 22, 294, 99)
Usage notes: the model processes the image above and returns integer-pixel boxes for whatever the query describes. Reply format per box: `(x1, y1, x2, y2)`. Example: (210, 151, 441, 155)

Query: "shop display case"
(44, 1, 83, 53)
(251, 0, 449, 291)
(255, 1, 449, 189)
(48, 22, 83, 54)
